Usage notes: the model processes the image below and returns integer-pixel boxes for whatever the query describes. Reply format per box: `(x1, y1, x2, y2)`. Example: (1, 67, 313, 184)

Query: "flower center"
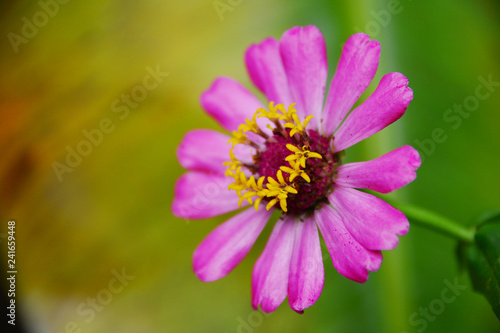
(225, 102, 340, 214)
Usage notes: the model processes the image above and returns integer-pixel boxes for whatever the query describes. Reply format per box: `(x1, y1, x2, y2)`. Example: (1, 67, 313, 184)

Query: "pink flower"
(173, 26, 421, 313)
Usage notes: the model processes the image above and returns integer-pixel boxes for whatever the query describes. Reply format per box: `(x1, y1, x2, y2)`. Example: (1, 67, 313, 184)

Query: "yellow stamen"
(278, 103, 314, 137)
(257, 102, 286, 120)
(238, 112, 260, 134)
(280, 160, 311, 183)
(224, 102, 323, 212)
(285, 144, 322, 168)
(228, 130, 247, 147)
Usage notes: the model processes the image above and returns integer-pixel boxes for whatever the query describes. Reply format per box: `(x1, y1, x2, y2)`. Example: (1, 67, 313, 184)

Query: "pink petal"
(177, 129, 255, 173)
(172, 172, 243, 220)
(328, 187, 409, 250)
(176, 129, 230, 174)
(288, 215, 324, 313)
(279, 26, 328, 126)
(193, 207, 273, 282)
(231, 142, 257, 165)
(245, 37, 293, 106)
(335, 146, 421, 193)
(315, 204, 382, 283)
(333, 72, 413, 152)
(200, 76, 264, 132)
(252, 215, 296, 313)
(322, 33, 380, 136)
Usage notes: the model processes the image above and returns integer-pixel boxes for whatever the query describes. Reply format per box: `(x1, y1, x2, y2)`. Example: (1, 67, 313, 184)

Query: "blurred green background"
(1, 0, 499, 332)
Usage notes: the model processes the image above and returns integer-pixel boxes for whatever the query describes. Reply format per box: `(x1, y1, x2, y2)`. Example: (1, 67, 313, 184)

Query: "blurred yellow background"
(1, 0, 499, 332)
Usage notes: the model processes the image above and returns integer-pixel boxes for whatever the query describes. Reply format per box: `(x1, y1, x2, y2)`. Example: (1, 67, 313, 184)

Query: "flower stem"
(385, 198, 475, 243)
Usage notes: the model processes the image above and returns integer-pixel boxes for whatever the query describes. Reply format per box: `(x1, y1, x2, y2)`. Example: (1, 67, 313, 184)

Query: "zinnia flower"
(173, 25, 421, 313)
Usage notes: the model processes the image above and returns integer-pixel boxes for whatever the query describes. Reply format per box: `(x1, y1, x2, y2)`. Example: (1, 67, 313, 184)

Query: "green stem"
(384, 198, 475, 243)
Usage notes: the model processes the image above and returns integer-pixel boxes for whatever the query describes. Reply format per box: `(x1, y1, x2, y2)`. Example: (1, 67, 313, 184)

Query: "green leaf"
(460, 212, 500, 320)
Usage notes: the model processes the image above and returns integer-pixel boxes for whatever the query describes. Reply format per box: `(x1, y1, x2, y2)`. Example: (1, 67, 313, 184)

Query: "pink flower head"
(173, 26, 421, 313)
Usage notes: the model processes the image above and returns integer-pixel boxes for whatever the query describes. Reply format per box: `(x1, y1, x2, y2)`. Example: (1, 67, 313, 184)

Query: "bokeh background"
(1, 0, 499, 332)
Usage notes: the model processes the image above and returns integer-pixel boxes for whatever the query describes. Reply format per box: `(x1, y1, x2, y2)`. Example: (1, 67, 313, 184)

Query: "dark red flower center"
(225, 102, 343, 214)
(255, 130, 340, 214)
